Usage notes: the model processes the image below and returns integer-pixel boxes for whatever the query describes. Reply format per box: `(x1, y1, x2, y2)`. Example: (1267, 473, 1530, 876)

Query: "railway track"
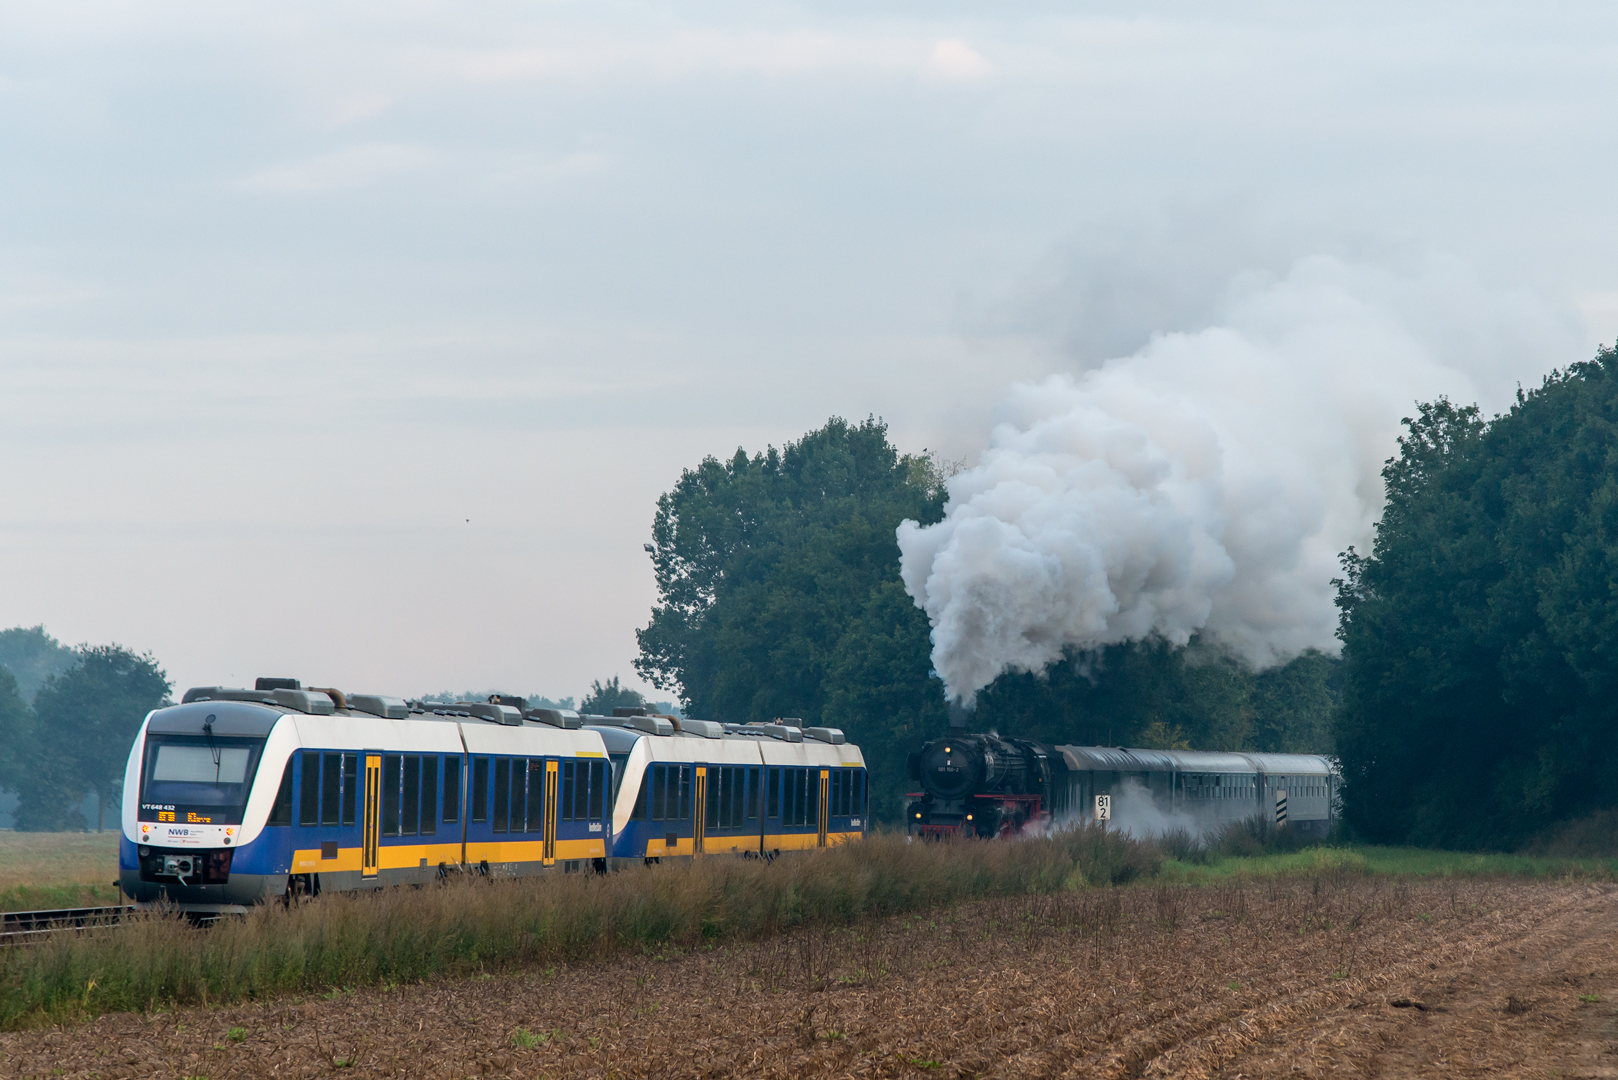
(0, 905, 131, 945)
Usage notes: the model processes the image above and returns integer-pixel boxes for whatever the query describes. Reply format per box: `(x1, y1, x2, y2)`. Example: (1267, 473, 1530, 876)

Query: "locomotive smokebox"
(919, 739, 981, 799)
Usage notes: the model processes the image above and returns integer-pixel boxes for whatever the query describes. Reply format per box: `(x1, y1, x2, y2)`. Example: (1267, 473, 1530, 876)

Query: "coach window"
(421, 755, 437, 836)
(561, 761, 576, 823)
(705, 767, 720, 830)
(299, 751, 321, 827)
(767, 767, 780, 819)
(632, 767, 649, 820)
(590, 761, 605, 821)
(807, 768, 820, 823)
(677, 765, 691, 821)
(321, 753, 342, 826)
(442, 755, 460, 824)
(512, 759, 529, 834)
(401, 755, 420, 837)
(341, 753, 357, 826)
(267, 762, 293, 826)
(527, 761, 544, 832)
(748, 767, 760, 821)
(492, 758, 511, 833)
(382, 755, 401, 836)
(651, 765, 667, 821)
(471, 757, 489, 824)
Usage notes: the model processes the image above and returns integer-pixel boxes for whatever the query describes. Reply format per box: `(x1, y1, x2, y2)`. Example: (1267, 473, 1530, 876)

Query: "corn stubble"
(0, 828, 1155, 1027)
(3, 873, 1611, 1077)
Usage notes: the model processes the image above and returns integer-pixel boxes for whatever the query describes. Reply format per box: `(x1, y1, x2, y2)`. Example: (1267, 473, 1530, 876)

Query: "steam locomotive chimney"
(947, 701, 969, 732)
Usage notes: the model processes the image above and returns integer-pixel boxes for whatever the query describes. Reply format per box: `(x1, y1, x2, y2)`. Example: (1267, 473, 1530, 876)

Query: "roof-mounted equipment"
(526, 708, 582, 730)
(256, 677, 301, 691)
(612, 706, 650, 717)
(804, 727, 846, 745)
(743, 722, 804, 743)
(677, 718, 724, 739)
(348, 694, 410, 719)
(271, 688, 335, 715)
(462, 702, 523, 726)
(182, 687, 273, 705)
(621, 714, 675, 736)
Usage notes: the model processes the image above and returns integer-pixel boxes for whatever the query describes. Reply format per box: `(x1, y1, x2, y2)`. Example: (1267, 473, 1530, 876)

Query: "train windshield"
(140, 734, 266, 824)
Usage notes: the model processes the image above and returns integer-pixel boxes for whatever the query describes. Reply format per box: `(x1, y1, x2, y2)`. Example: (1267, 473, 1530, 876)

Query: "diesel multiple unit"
(121, 679, 867, 911)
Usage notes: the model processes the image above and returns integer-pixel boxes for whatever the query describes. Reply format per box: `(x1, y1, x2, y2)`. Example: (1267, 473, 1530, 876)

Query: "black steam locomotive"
(906, 725, 1336, 839)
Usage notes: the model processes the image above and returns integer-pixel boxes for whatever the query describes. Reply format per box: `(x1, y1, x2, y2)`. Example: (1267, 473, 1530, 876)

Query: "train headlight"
(966, 814, 973, 821)
(138, 846, 149, 857)
(915, 812, 922, 819)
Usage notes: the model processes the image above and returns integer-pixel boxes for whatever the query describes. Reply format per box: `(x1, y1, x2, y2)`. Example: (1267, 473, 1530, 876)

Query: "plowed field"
(4, 875, 1615, 1078)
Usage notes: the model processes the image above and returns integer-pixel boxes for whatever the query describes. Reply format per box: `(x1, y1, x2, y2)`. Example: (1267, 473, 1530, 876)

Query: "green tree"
(580, 676, 646, 716)
(635, 417, 949, 818)
(1335, 350, 1618, 848)
(0, 626, 77, 702)
(31, 645, 170, 831)
(1248, 650, 1338, 754)
(0, 666, 32, 796)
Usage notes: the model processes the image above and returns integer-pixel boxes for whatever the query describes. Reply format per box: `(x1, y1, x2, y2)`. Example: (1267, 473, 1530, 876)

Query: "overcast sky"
(2, 1, 1614, 704)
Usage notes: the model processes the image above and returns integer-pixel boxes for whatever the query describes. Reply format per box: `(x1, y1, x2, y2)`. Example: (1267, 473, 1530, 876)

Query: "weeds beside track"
(3, 826, 1614, 1030)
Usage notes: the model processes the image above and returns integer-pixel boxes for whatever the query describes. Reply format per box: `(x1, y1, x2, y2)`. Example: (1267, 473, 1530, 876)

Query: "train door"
(817, 769, 829, 847)
(693, 767, 707, 855)
(362, 753, 381, 878)
(542, 760, 558, 866)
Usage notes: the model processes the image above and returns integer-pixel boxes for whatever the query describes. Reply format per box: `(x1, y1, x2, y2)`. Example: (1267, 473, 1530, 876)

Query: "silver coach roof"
(1056, 746, 1330, 775)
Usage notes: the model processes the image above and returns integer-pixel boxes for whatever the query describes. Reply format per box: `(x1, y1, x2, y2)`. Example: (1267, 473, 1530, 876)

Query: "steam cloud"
(900, 254, 1578, 703)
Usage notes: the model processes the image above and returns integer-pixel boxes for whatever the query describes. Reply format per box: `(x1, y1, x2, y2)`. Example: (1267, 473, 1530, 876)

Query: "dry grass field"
(0, 831, 121, 910)
(3, 873, 1615, 1078)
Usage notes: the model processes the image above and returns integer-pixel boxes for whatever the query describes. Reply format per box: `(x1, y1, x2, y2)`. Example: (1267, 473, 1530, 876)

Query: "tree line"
(0, 627, 170, 831)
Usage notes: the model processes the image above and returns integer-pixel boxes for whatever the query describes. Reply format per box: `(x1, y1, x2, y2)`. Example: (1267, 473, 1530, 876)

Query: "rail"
(0, 905, 131, 946)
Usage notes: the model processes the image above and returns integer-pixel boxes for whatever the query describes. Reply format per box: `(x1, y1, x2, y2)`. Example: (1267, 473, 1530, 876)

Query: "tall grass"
(0, 828, 1155, 1028)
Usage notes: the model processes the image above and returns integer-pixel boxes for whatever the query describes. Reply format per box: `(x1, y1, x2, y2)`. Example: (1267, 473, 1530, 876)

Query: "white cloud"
(925, 38, 990, 81)
(240, 143, 436, 193)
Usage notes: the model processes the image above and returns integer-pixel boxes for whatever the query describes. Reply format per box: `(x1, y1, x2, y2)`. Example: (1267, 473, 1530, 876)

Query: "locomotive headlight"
(915, 812, 922, 819)
(966, 814, 974, 821)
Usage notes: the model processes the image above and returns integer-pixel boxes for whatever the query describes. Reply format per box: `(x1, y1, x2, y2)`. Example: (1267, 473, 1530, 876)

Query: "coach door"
(693, 767, 707, 855)
(817, 769, 830, 847)
(542, 760, 558, 865)
(362, 753, 381, 878)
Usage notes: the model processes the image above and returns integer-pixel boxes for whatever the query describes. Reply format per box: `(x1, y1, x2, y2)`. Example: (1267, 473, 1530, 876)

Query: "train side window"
(401, 755, 420, 837)
(562, 761, 576, 822)
(383, 755, 402, 836)
(321, 753, 341, 826)
(768, 767, 780, 819)
(299, 751, 321, 827)
(268, 761, 293, 826)
(859, 770, 867, 816)
(651, 765, 666, 821)
(672, 766, 685, 822)
(591, 761, 605, 820)
(442, 756, 460, 824)
(729, 767, 742, 827)
(471, 757, 489, 824)
(705, 767, 719, 830)
(492, 757, 510, 833)
(632, 767, 649, 820)
(341, 753, 357, 826)
(808, 769, 820, 823)
(421, 755, 437, 836)
(511, 758, 529, 834)
(527, 761, 544, 833)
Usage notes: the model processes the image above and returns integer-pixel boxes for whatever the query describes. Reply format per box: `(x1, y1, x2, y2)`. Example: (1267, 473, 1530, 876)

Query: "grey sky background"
(2, 1, 1615, 703)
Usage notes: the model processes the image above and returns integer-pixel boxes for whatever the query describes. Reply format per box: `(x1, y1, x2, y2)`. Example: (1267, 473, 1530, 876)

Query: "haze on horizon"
(2, 1, 1614, 703)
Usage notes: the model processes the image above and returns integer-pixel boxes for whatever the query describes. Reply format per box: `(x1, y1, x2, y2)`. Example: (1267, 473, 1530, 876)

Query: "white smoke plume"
(900, 254, 1580, 703)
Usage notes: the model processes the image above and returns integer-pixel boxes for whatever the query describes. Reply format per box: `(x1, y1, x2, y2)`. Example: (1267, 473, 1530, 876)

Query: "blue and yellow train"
(119, 679, 868, 911)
